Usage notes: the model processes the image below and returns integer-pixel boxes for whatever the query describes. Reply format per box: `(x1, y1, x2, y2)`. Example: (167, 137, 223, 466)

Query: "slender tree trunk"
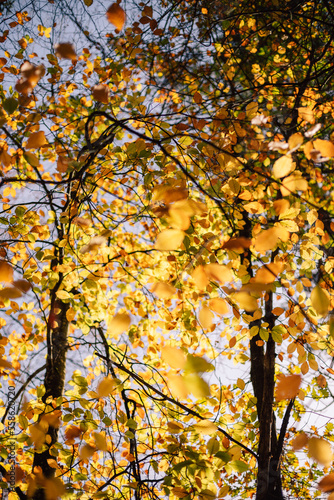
(31, 256, 69, 500)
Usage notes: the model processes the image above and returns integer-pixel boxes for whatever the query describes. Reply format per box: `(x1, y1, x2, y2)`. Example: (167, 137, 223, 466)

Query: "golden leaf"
(280, 173, 308, 196)
(198, 306, 214, 329)
(106, 3, 126, 30)
(0, 260, 13, 283)
(318, 473, 334, 493)
(291, 432, 309, 451)
(0, 357, 12, 369)
(311, 285, 330, 316)
(13, 279, 31, 292)
(204, 263, 233, 283)
(167, 373, 188, 399)
(0, 287, 23, 299)
(97, 376, 116, 398)
(155, 229, 184, 251)
(298, 107, 315, 124)
(254, 262, 283, 284)
(233, 292, 258, 312)
(184, 373, 210, 398)
(193, 420, 217, 435)
(308, 437, 333, 466)
(108, 312, 131, 335)
(221, 237, 251, 251)
(65, 425, 83, 442)
(288, 132, 303, 151)
(209, 298, 229, 315)
(44, 478, 65, 500)
(26, 131, 47, 150)
(253, 227, 288, 253)
(273, 155, 295, 178)
(275, 374, 301, 401)
(246, 102, 258, 119)
(192, 265, 209, 290)
(151, 282, 176, 299)
(94, 431, 108, 451)
(316, 374, 327, 388)
(79, 444, 96, 460)
(313, 139, 334, 158)
(273, 199, 290, 215)
(161, 346, 187, 369)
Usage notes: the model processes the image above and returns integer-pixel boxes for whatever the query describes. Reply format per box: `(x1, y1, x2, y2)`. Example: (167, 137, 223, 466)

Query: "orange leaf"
(92, 84, 109, 103)
(273, 155, 295, 178)
(313, 139, 334, 158)
(108, 312, 131, 335)
(106, 3, 126, 30)
(298, 107, 315, 124)
(26, 131, 47, 150)
(275, 374, 301, 401)
(192, 265, 209, 290)
(222, 237, 251, 251)
(291, 432, 309, 451)
(162, 346, 186, 369)
(151, 282, 176, 299)
(204, 263, 233, 284)
(318, 473, 334, 493)
(0, 260, 13, 283)
(155, 229, 184, 251)
(254, 262, 283, 284)
(55, 43, 77, 61)
(308, 437, 333, 466)
(198, 306, 214, 329)
(209, 298, 229, 315)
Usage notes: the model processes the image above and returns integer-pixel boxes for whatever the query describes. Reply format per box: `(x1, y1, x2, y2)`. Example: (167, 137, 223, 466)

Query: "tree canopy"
(1, 0, 334, 499)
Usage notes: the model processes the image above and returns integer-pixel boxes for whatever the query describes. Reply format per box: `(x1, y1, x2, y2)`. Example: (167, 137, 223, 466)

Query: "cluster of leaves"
(1, 1, 334, 500)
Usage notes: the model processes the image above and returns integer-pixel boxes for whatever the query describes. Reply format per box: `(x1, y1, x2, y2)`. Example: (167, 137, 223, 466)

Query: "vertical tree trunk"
(31, 259, 69, 500)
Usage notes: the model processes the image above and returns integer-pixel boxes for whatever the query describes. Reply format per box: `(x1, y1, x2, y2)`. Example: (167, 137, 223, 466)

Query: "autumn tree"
(1, 1, 334, 500)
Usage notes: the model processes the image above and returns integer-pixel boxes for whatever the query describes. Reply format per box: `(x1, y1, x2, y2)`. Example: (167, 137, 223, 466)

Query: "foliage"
(1, 1, 334, 500)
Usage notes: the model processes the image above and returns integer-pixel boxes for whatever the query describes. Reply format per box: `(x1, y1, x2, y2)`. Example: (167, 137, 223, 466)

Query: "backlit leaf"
(151, 282, 176, 299)
(55, 43, 77, 61)
(276, 374, 301, 401)
(209, 297, 229, 315)
(106, 3, 126, 30)
(155, 229, 184, 251)
(161, 346, 187, 369)
(308, 437, 333, 466)
(318, 473, 334, 493)
(291, 432, 309, 451)
(92, 84, 109, 103)
(108, 312, 131, 335)
(298, 107, 315, 123)
(273, 155, 295, 178)
(198, 305, 214, 329)
(0, 260, 13, 282)
(26, 131, 47, 150)
(193, 420, 217, 435)
(233, 292, 258, 312)
(311, 285, 330, 316)
(254, 262, 283, 284)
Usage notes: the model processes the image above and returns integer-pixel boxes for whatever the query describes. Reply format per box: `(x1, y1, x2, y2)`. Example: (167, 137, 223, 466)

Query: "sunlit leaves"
(253, 227, 289, 253)
(106, 3, 126, 30)
(80, 236, 106, 253)
(254, 262, 283, 284)
(151, 281, 176, 299)
(162, 347, 186, 369)
(0, 260, 13, 282)
(318, 474, 334, 493)
(298, 107, 315, 124)
(273, 155, 295, 178)
(155, 229, 184, 250)
(311, 285, 330, 316)
(308, 438, 333, 467)
(275, 374, 301, 401)
(291, 432, 309, 451)
(193, 420, 217, 435)
(108, 313, 131, 335)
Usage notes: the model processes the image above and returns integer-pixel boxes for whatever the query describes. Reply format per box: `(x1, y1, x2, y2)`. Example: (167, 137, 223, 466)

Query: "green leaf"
(3, 97, 18, 114)
(184, 354, 213, 373)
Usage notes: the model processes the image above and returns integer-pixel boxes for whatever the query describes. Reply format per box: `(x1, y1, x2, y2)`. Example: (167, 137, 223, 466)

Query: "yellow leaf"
(246, 102, 258, 119)
(193, 420, 217, 435)
(30, 423, 47, 447)
(151, 282, 176, 299)
(106, 3, 126, 30)
(161, 346, 186, 369)
(318, 473, 334, 493)
(204, 263, 233, 283)
(80, 444, 96, 460)
(94, 431, 108, 451)
(273, 155, 295, 178)
(291, 432, 309, 451)
(313, 139, 334, 158)
(298, 107, 315, 124)
(167, 421, 184, 433)
(80, 236, 106, 253)
(108, 312, 131, 336)
(209, 298, 229, 315)
(311, 285, 330, 316)
(167, 373, 188, 399)
(155, 229, 184, 251)
(280, 173, 308, 196)
(26, 131, 47, 150)
(198, 306, 214, 330)
(184, 373, 210, 398)
(233, 292, 258, 312)
(0, 260, 13, 283)
(24, 151, 40, 167)
(273, 199, 290, 215)
(192, 265, 209, 290)
(275, 374, 301, 401)
(56, 290, 71, 300)
(44, 478, 65, 500)
(308, 437, 333, 466)
(92, 84, 109, 103)
(253, 227, 288, 253)
(288, 132, 303, 150)
(237, 378, 245, 390)
(55, 43, 77, 61)
(254, 262, 283, 284)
